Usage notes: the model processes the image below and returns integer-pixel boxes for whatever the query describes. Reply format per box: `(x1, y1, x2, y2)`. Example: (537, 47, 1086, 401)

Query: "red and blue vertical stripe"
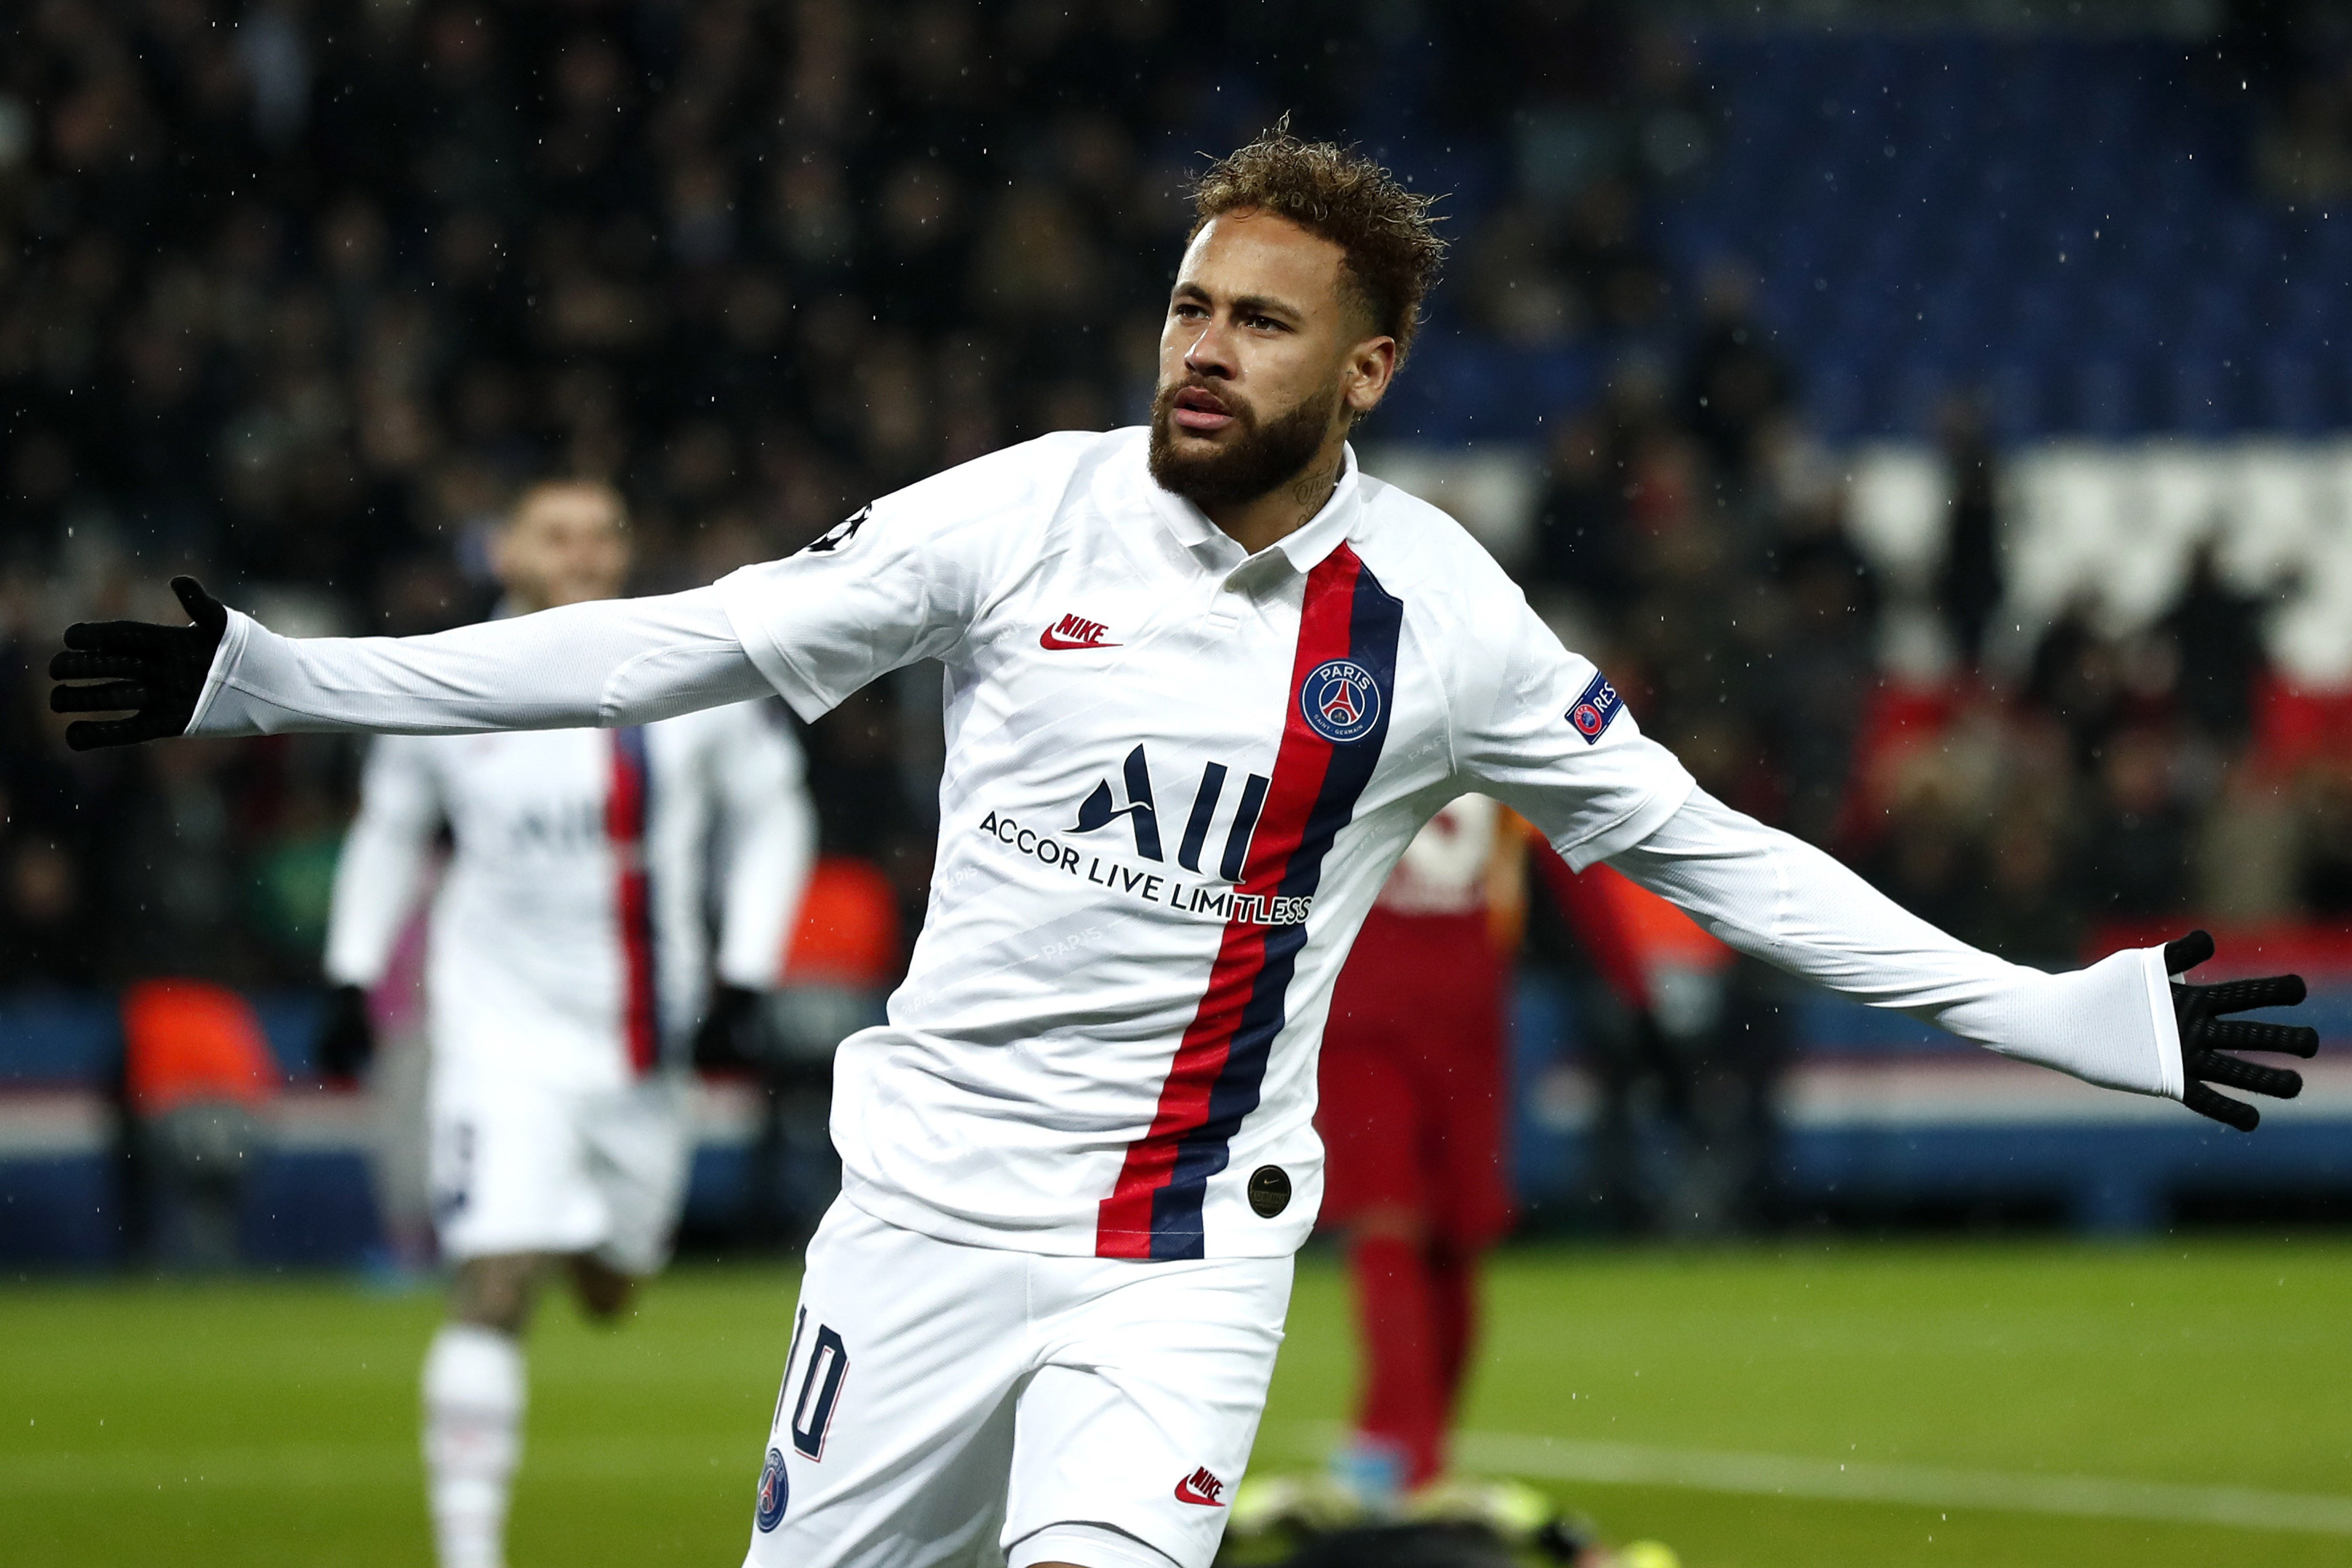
(607, 727, 660, 1074)
(1095, 544, 1403, 1259)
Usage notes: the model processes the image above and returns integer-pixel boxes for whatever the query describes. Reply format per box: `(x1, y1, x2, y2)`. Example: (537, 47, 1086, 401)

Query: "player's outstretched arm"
(49, 576, 772, 746)
(1606, 790, 2318, 1131)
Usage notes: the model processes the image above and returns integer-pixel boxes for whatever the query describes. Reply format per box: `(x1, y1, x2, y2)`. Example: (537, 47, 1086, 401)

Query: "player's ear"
(1343, 335, 1398, 418)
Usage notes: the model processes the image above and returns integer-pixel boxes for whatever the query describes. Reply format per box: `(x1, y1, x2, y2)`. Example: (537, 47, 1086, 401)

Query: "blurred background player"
(1320, 794, 1525, 1512)
(309, 479, 816, 1568)
(1267, 795, 1675, 1566)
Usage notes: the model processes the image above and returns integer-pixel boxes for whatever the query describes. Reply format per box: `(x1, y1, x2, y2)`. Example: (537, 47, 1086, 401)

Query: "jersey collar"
(1138, 436, 1363, 584)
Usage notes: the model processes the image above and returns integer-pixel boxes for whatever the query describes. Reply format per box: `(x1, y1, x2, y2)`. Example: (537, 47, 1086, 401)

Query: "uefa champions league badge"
(1567, 670, 1624, 744)
(756, 1446, 789, 1532)
(1300, 658, 1383, 744)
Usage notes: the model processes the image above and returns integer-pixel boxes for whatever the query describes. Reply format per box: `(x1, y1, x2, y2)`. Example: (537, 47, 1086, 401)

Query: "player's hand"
(2167, 930, 2318, 1132)
(48, 576, 229, 750)
(314, 984, 377, 1082)
(692, 983, 767, 1070)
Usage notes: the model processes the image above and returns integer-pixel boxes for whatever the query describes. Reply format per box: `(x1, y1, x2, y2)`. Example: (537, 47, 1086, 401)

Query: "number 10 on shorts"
(774, 1307, 851, 1461)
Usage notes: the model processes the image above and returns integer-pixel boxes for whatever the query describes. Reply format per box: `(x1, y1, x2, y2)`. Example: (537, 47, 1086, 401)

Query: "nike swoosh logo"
(1039, 630, 1121, 651)
(1174, 1479, 1223, 1506)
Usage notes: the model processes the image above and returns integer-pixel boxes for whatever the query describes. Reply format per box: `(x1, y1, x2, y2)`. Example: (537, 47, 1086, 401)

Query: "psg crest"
(1300, 658, 1383, 744)
(755, 1446, 789, 1532)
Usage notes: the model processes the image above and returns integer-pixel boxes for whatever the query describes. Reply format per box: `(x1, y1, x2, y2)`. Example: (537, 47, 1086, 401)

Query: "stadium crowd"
(2, 1, 2345, 1021)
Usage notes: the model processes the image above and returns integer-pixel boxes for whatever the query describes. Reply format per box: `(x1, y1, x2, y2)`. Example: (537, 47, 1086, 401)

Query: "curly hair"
(1190, 123, 1448, 365)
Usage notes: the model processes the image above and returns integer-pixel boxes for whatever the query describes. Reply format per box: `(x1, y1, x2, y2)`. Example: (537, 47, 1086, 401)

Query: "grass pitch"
(4, 1239, 2348, 1566)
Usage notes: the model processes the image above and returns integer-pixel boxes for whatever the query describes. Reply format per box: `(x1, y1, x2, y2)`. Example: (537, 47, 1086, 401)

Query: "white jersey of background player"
(319, 481, 815, 1568)
(62, 135, 2313, 1568)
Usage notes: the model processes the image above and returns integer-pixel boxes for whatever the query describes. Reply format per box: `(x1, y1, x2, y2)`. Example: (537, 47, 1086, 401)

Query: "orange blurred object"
(782, 855, 903, 989)
(1587, 861, 1733, 972)
(121, 980, 280, 1116)
(1521, 819, 1732, 1011)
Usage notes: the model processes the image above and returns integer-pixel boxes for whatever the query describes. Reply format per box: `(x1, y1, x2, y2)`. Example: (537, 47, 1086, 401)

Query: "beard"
(1147, 376, 1341, 510)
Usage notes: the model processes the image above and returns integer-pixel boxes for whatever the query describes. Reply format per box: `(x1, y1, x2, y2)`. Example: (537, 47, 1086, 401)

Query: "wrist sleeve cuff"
(2141, 945, 2186, 1101)
(185, 608, 258, 735)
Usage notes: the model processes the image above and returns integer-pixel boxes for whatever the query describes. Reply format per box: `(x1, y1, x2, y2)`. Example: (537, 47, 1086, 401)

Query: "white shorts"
(427, 1066, 690, 1275)
(743, 1198, 1292, 1568)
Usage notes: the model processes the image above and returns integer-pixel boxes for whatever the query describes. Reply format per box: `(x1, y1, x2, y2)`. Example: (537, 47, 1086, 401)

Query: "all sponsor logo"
(975, 743, 1309, 925)
(1070, 744, 1272, 882)
(754, 1447, 789, 1532)
(1566, 670, 1625, 744)
(1174, 1466, 1228, 1506)
(1040, 613, 1120, 651)
(1299, 658, 1382, 744)
(979, 807, 1311, 927)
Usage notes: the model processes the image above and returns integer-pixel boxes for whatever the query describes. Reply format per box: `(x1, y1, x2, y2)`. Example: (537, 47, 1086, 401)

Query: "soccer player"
(1318, 794, 1525, 1509)
(1298, 798, 1672, 1565)
(310, 479, 816, 1568)
(51, 132, 2316, 1568)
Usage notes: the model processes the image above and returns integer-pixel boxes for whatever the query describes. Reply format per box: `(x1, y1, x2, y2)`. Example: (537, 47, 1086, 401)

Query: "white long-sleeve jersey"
(324, 701, 816, 1091)
(197, 430, 2183, 1256)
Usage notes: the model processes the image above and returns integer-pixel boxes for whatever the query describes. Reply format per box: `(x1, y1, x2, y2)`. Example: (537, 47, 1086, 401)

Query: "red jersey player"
(1320, 793, 1521, 1501)
(1279, 797, 1673, 1562)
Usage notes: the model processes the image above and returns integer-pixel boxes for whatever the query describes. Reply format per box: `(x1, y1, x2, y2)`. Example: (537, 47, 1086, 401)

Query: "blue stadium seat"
(1983, 359, 2050, 443)
(1669, 32, 2350, 438)
(0, 994, 118, 1085)
(2256, 352, 2333, 433)
(2166, 355, 2240, 436)
(2072, 355, 2144, 436)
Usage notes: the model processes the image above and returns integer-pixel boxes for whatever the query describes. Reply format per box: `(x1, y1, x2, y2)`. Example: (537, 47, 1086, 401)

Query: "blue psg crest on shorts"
(1299, 658, 1383, 744)
(1566, 671, 1623, 744)
(755, 1446, 789, 1532)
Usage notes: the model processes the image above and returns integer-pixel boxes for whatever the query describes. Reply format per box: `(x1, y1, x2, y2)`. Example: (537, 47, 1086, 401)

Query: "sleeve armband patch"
(1566, 671, 1624, 744)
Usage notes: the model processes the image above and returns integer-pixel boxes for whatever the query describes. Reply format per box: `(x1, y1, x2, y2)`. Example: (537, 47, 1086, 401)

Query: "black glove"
(314, 984, 377, 1081)
(691, 983, 767, 1071)
(48, 576, 229, 750)
(2167, 930, 2320, 1132)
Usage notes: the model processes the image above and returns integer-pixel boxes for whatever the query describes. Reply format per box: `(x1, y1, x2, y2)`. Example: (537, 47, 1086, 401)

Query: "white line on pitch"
(1438, 1429, 2352, 1536)
(0, 1438, 741, 1493)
